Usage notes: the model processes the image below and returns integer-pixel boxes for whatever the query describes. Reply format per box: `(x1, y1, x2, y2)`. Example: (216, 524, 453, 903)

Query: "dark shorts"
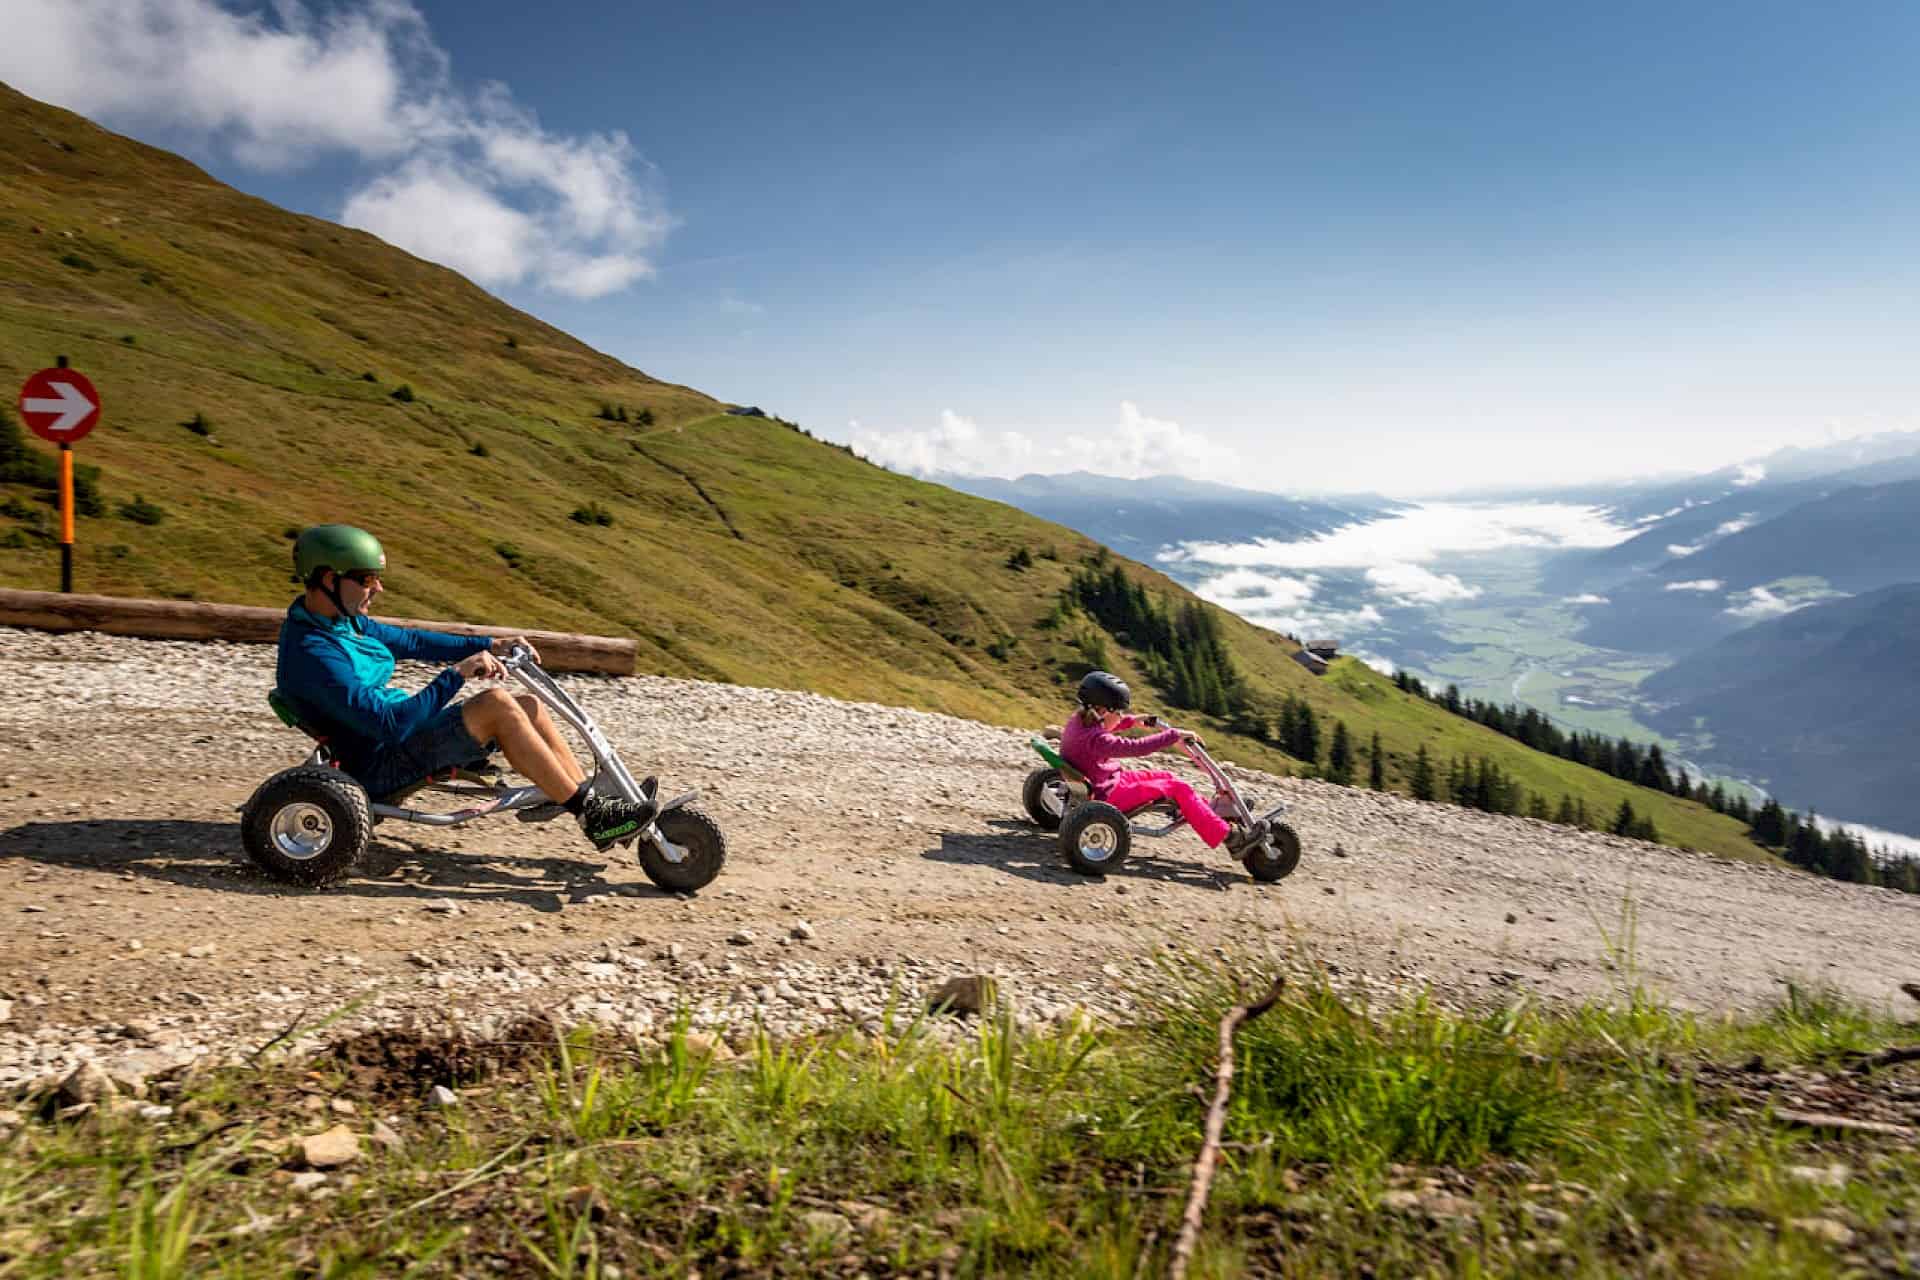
(355, 705, 495, 800)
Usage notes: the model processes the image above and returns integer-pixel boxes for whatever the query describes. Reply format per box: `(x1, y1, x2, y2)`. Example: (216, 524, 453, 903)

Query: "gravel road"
(1, 627, 1915, 1098)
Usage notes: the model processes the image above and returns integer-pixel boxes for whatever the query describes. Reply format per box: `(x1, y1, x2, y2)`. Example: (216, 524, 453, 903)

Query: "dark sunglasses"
(341, 570, 384, 587)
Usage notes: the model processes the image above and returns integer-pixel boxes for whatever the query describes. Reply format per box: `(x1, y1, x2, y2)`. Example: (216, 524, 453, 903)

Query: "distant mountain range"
(937, 471, 1404, 559)
(1545, 443, 1920, 602)
(1564, 474, 1920, 656)
(1640, 584, 1920, 831)
(945, 436, 1920, 836)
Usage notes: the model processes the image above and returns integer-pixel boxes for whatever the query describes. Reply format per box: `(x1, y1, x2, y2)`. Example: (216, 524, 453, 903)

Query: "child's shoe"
(1224, 819, 1270, 855)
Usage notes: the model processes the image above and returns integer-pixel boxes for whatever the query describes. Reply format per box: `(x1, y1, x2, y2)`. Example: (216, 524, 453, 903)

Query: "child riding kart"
(1021, 671, 1301, 881)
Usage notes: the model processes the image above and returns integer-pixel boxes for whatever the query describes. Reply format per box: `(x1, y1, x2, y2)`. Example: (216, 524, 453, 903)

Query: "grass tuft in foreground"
(1, 970, 1916, 1276)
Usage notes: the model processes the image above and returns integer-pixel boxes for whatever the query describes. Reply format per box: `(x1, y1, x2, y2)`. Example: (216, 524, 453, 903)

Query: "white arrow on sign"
(22, 380, 95, 433)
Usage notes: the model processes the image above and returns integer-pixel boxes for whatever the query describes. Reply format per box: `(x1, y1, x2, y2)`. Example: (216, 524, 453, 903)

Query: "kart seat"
(268, 689, 336, 765)
(267, 690, 499, 789)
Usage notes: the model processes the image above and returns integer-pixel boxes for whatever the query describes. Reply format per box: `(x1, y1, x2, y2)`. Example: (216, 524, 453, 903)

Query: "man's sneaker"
(579, 785, 659, 851)
(1224, 819, 1271, 855)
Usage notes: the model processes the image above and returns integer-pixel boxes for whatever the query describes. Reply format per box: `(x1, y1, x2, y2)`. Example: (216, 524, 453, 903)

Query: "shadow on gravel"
(923, 821, 1248, 890)
(0, 819, 663, 911)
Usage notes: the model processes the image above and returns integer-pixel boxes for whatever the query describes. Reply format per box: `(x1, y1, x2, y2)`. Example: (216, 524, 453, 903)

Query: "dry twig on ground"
(1775, 1108, 1918, 1140)
(1168, 976, 1287, 1280)
(1844, 1045, 1920, 1075)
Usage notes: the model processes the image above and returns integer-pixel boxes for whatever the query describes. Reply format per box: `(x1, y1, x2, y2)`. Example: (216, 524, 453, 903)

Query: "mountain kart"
(1022, 724, 1302, 880)
(240, 644, 725, 893)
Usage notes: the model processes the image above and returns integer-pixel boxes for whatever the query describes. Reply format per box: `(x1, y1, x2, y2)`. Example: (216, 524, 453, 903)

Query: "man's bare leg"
(513, 694, 587, 789)
(460, 689, 578, 802)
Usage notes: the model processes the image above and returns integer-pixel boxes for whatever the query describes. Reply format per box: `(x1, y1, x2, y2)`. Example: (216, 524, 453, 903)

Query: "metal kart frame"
(303, 645, 700, 867)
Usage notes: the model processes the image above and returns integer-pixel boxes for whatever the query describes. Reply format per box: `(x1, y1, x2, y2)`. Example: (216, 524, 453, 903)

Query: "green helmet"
(293, 524, 386, 585)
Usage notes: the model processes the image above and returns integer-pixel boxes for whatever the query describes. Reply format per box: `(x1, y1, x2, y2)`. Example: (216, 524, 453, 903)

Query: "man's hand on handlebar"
(456, 650, 507, 681)
(490, 635, 541, 664)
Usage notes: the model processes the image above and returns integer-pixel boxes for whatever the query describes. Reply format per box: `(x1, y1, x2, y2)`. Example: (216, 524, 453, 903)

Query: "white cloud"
(1192, 568, 1319, 611)
(1355, 651, 1397, 675)
(1723, 586, 1796, 620)
(850, 402, 1232, 482)
(1666, 543, 1700, 557)
(1733, 462, 1767, 487)
(1714, 516, 1754, 537)
(1184, 567, 1382, 639)
(1563, 593, 1609, 604)
(0, 0, 668, 298)
(1237, 603, 1385, 640)
(1162, 502, 1632, 573)
(1665, 579, 1723, 592)
(1364, 562, 1481, 604)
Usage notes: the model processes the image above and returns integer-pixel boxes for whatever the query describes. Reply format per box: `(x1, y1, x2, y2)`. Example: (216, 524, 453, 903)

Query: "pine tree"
(1368, 732, 1385, 791)
(1327, 721, 1354, 785)
(1527, 792, 1549, 820)
(1410, 744, 1436, 802)
(1639, 744, 1671, 793)
(1554, 794, 1577, 826)
(1751, 798, 1787, 847)
(1611, 798, 1636, 837)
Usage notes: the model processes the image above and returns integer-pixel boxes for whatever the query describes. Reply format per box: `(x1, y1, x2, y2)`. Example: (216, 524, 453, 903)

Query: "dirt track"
(1, 627, 1916, 1092)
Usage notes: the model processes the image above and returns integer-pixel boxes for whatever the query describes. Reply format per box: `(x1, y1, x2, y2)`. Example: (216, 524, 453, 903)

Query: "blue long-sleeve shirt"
(274, 600, 493, 777)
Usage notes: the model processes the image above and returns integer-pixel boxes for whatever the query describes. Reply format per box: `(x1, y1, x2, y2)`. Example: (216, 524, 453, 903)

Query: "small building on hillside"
(1292, 639, 1340, 676)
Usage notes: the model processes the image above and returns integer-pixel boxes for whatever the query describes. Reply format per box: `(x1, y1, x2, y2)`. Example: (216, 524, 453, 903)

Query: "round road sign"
(17, 368, 102, 443)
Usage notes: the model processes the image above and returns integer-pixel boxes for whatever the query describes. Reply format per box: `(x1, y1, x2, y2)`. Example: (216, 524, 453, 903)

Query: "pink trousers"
(1101, 770, 1232, 847)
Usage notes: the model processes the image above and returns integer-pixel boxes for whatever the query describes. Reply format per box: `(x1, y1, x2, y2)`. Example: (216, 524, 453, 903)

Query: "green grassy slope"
(0, 82, 1773, 862)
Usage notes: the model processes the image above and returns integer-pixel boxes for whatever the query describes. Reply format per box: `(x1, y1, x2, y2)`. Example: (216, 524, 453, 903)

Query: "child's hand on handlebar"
(1143, 714, 1161, 727)
(456, 650, 506, 681)
(1180, 728, 1205, 747)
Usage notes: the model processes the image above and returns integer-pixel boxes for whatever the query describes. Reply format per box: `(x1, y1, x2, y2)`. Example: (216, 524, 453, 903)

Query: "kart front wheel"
(1059, 802, 1130, 876)
(638, 806, 726, 893)
(1022, 767, 1070, 831)
(1242, 821, 1303, 883)
(240, 766, 372, 887)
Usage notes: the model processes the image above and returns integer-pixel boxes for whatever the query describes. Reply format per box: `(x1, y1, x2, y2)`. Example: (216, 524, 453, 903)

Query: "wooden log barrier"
(0, 588, 637, 676)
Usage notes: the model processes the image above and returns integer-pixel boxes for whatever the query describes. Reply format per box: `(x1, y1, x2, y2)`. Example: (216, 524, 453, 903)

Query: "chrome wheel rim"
(1076, 822, 1120, 863)
(270, 802, 333, 861)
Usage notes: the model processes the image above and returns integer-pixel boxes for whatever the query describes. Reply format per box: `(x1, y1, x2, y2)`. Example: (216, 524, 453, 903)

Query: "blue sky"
(8, 1, 1920, 493)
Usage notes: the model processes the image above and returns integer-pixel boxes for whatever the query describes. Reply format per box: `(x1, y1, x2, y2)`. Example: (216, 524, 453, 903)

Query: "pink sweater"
(1059, 713, 1180, 794)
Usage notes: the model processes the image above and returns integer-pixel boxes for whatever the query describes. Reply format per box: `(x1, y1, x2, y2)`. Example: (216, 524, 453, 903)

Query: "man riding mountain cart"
(240, 524, 724, 891)
(1022, 670, 1303, 880)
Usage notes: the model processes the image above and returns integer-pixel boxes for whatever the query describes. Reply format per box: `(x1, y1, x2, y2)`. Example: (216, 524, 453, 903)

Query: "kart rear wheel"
(1242, 821, 1303, 883)
(638, 806, 726, 893)
(1022, 767, 1070, 831)
(1059, 802, 1130, 876)
(240, 766, 372, 887)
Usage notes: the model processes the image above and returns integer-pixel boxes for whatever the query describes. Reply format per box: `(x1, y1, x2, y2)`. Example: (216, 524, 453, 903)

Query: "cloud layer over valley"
(1164, 503, 1634, 640)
